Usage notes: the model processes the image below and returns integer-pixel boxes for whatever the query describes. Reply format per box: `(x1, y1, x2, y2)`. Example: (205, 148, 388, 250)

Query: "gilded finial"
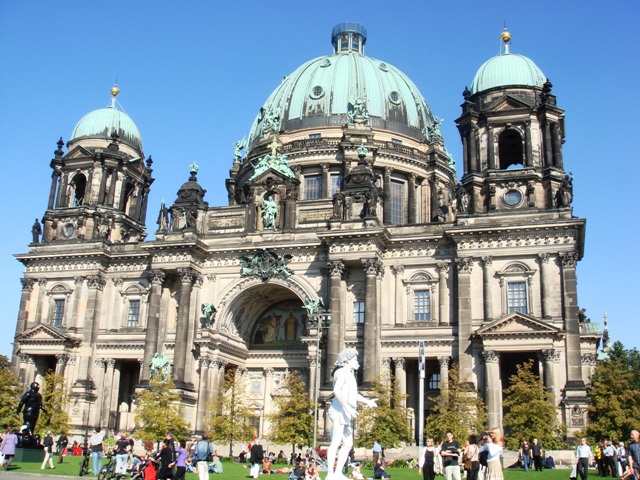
(110, 83, 120, 97)
(500, 26, 511, 54)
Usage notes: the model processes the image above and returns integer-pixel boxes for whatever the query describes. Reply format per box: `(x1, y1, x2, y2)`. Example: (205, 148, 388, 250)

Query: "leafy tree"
(0, 355, 20, 429)
(581, 353, 640, 443)
(38, 370, 71, 435)
(355, 376, 413, 448)
(502, 360, 566, 450)
(608, 341, 640, 390)
(207, 368, 258, 457)
(267, 370, 314, 451)
(424, 365, 487, 443)
(134, 373, 190, 445)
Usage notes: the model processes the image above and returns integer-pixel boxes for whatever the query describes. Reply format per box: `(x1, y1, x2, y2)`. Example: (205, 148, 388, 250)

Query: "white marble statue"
(325, 348, 377, 480)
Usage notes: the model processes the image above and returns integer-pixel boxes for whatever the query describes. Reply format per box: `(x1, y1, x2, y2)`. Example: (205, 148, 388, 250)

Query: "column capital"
(540, 349, 560, 363)
(394, 357, 406, 370)
(455, 257, 473, 274)
(559, 252, 578, 268)
(481, 256, 493, 267)
(482, 350, 500, 363)
(581, 353, 597, 366)
(38, 278, 48, 287)
(177, 267, 197, 284)
(207, 273, 217, 282)
(19, 354, 34, 364)
(86, 275, 106, 290)
(538, 252, 550, 263)
(362, 258, 383, 276)
(20, 278, 36, 291)
(264, 366, 275, 377)
(308, 356, 318, 367)
(147, 269, 166, 285)
(437, 356, 451, 368)
(105, 358, 116, 368)
(95, 358, 107, 368)
(381, 358, 392, 369)
(327, 260, 346, 278)
(55, 354, 69, 364)
(390, 265, 405, 276)
(199, 356, 212, 368)
(74, 276, 85, 285)
(384, 166, 393, 176)
(436, 261, 450, 274)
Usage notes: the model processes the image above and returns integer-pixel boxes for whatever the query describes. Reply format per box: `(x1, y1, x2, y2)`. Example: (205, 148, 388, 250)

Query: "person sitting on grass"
(374, 458, 391, 479)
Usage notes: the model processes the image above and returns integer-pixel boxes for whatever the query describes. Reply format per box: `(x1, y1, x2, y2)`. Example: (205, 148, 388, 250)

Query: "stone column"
(381, 358, 392, 386)
(208, 360, 224, 408)
(48, 171, 60, 210)
(34, 278, 48, 325)
(487, 126, 495, 169)
(482, 350, 502, 432)
(71, 276, 84, 329)
(524, 121, 533, 167)
(455, 257, 474, 380)
(101, 359, 116, 427)
(23, 355, 36, 386)
(394, 358, 407, 407)
(142, 269, 165, 381)
(543, 120, 553, 168)
(106, 169, 118, 207)
(321, 164, 330, 198)
(438, 356, 450, 395)
(76, 275, 106, 384)
(140, 186, 150, 224)
(408, 173, 417, 224)
(173, 268, 196, 386)
(55, 354, 68, 376)
(482, 256, 494, 323)
(470, 126, 479, 171)
(560, 252, 584, 388)
(551, 122, 564, 168)
(92, 358, 107, 427)
(540, 350, 559, 404)
(437, 262, 450, 326)
(538, 253, 552, 319)
(362, 258, 383, 385)
(326, 261, 345, 384)
(64, 357, 77, 393)
(56, 172, 69, 208)
(195, 356, 211, 432)
(462, 136, 469, 174)
(110, 363, 121, 420)
(391, 265, 405, 326)
(11, 278, 35, 375)
(262, 368, 275, 436)
(383, 167, 392, 224)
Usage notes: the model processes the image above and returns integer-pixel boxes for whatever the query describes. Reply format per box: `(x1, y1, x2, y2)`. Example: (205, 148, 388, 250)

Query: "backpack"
(479, 449, 488, 467)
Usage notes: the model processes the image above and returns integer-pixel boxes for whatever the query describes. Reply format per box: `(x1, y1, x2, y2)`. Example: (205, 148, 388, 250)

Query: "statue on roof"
(555, 172, 574, 208)
(234, 137, 246, 164)
(157, 201, 169, 232)
(31, 219, 42, 244)
(262, 106, 281, 134)
(150, 352, 170, 378)
(425, 117, 444, 144)
(348, 97, 369, 124)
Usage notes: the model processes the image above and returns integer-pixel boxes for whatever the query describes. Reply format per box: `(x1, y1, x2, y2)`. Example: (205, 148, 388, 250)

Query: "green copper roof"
(247, 25, 440, 150)
(470, 53, 546, 95)
(70, 97, 143, 153)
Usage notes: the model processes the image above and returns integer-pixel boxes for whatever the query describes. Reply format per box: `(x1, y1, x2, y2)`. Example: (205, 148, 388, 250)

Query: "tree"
(38, 370, 71, 435)
(581, 352, 640, 443)
(207, 368, 258, 457)
(424, 365, 487, 443)
(0, 355, 20, 429)
(502, 360, 566, 450)
(608, 341, 640, 390)
(267, 370, 314, 451)
(355, 376, 413, 448)
(134, 373, 190, 445)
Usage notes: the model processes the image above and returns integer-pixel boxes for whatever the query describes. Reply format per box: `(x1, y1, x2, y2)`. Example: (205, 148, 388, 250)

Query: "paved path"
(0, 472, 77, 479)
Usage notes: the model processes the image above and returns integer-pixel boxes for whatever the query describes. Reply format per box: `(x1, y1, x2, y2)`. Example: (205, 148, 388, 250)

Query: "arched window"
(69, 173, 87, 206)
(123, 181, 135, 215)
(498, 129, 524, 170)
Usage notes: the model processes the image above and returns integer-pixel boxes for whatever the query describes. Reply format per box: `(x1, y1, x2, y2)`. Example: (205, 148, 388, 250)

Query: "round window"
(503, 189, 522, 207)
(321, 58, 331, 67)
(310, 86, 324, 99)
(379, 62, 388, 72)
(389, 91, 400, 104)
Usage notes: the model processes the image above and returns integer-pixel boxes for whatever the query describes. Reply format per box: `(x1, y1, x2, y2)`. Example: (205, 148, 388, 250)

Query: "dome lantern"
(331, 22, 367, 55)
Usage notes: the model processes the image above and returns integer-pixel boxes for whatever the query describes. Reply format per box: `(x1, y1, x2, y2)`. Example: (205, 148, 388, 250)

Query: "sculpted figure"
(157, 202, 169, 231)
(325, 349, 376, 480)
(150, 352, 170, 378)
(17, 382, 46, 435)
(201, 302, 217, 328)
(262, 196, 278, 229)
(31, 219, 42, 243)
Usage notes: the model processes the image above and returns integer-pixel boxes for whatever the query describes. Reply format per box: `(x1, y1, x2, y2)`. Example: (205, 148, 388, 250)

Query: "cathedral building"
(12, 24, 600, 441)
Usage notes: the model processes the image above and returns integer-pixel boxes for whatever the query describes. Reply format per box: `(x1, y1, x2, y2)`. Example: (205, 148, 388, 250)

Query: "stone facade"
(11, 26, 600, 441)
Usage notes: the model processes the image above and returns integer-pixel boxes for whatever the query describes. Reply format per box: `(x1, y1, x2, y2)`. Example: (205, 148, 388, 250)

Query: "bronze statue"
(31, 219, 42, 243)
(17, 382, 46, 435)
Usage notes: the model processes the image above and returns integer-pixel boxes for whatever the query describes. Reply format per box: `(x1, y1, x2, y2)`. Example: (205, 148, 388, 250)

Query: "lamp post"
(308, 307, 331, 460)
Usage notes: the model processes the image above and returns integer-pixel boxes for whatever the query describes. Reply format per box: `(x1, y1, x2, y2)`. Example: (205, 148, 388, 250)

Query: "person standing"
(0, 427, 18, 471)
(419, 438, 438, 480)
(89, 427, 105, 476)
(156, 438, 176, 480)
(114, 432, 131, 478)
(250, 438, 264, 479)
(604, 440, 617, 477)
(617, 442, 627, 477)
(441, 432, 462, 480)
(194, 433, 213, 480)
(479, 430, 503, 480)
(531, 439, 543, 472)
(521, 441, 532, 471)
(626, 430, 639, 480)
(373, 441, 383, 465)
(576, 438, 593, 480)
(56, 432, 68, 463)
(174, 439, 188, 480)
(40, 430, 55, 470)
(464, 435, 480, 480)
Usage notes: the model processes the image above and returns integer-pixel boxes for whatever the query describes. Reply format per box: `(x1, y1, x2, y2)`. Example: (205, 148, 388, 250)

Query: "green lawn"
(3, 458, 576, 480)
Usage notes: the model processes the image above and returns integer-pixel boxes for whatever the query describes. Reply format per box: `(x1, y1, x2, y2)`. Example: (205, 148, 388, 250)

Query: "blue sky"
(1, 1, 638, 357)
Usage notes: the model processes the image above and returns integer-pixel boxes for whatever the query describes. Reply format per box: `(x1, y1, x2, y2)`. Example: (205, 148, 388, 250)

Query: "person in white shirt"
(576, 438, 593, 480)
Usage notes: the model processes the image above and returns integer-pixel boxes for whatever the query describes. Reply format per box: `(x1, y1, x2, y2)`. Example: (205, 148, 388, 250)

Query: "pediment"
(19, 323, 78, 345)
(250, 169, 292, 185)
(485, 95, 532, 112)
(476, 312, 562, 338)
(64, 145, 94, 158)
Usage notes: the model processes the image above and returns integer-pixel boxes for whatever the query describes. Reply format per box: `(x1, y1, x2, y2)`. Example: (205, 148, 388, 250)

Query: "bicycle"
(97, 454, 119, 480)
(79, 451, 90, 476)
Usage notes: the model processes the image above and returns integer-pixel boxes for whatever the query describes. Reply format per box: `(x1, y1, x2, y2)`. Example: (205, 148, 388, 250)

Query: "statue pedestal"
(15, 446, 44, 463)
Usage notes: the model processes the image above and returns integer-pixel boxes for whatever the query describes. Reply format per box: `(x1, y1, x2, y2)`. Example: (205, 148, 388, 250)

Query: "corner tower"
(456, 29, 569, 213)
(41, 85, 154, 244)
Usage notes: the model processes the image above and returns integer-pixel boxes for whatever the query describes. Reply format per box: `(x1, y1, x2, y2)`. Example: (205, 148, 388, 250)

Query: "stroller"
(131, 456, 157, 480)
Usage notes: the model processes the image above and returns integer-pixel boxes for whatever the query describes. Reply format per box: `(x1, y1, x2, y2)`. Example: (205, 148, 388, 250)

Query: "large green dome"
(247, 23, 440, 150)
(470, 52, 546, 95)
(70, 94, 143, 154)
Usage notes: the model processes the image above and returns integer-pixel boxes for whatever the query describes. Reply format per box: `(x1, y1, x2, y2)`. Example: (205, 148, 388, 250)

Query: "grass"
(2, 458, 576, 480)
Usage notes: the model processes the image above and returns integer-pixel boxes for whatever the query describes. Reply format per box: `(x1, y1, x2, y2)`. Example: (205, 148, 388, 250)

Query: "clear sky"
(1, 1, 638, 358)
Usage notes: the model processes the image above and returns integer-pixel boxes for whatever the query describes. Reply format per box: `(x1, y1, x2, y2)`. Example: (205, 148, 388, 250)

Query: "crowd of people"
(572, 431, 640, 480)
